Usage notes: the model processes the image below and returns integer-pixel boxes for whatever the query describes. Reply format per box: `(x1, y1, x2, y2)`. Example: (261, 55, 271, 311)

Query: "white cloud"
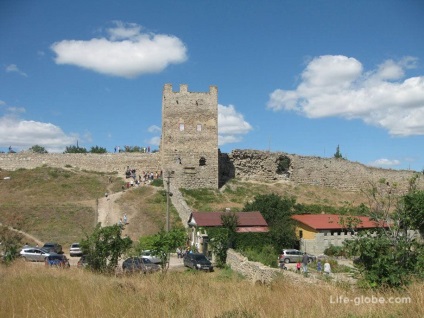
(51, 21, 188, 78)
(218, 104, 252, 146)
(148, 125, 161, 133)
(5, 64, 28, 77)
(148, 136, 161, 147)
(267, 55, 424, 136)
(368, 158, 401, 168)
(0, 103, 80, 153)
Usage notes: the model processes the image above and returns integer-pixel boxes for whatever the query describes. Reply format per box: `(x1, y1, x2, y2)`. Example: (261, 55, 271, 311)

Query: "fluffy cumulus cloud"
(218, 104, 252, 145)
(267, 55, 424, 136)
(0, 103, 79, 152)
(368, 158, 401, 168)
(51, 21, 188, 78)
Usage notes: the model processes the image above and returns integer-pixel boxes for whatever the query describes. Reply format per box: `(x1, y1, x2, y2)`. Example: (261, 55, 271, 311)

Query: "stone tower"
(161, 84, 219, 189)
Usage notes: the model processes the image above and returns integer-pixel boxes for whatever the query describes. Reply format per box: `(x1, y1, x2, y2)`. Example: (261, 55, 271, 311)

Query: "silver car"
(140, 250, 161, 264)
(69, 243, 83, 257)
(20, 247, 51, 262)
(278, 249, 316, 264)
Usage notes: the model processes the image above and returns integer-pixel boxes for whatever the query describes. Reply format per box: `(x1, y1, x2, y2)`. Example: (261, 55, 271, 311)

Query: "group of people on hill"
(114, 146, 151, 153)
(125, 166, 162, 183)
(292, 253, 331, 275)
(118, 213, 128, 229)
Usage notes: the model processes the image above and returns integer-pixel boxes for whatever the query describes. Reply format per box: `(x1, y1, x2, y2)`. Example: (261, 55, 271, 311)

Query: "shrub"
(276, 156, 291, 174)
(29, 145, 47, 153)
(90, 146, 107, 154)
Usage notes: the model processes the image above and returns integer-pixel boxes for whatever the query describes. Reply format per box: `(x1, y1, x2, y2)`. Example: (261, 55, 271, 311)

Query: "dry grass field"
(1, 261, 422, 318)
(1, 166, 423, 317)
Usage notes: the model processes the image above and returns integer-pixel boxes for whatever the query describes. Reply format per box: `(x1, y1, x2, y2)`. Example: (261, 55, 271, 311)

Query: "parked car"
(278, 249, 316, 264)
(122, 257, 161, 274)
(140, 250, 161, 264)
(42, 242, 62, 254)
(69, 243, 83, 257)
(77, 255, 91, 268)
(45, 254, 70, 268)
(183, 253, 213, 272)
(20, 247, 51, 262)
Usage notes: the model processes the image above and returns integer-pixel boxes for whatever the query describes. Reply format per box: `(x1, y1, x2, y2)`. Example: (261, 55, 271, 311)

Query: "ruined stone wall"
(226, 249, 280, 284)
(0, 152, 162, 175)
(161, 84, 219, 189)
(1, 149, 422, 195)
(225, 149, 424, 193)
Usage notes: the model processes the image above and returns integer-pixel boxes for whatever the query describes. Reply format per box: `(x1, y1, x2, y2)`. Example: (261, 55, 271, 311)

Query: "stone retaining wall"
(226, 249, 280, 284)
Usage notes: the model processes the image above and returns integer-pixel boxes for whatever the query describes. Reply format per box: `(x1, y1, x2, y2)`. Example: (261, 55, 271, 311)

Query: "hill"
(1, 164, 372, 248)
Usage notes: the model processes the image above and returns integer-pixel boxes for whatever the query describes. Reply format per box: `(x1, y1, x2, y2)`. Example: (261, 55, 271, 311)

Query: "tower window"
(199, 157, 206, 166)
(179, 123, 184, 131)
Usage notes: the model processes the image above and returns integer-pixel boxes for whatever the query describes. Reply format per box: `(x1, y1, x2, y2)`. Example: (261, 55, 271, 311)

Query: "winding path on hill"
(0, 222, 43, 246)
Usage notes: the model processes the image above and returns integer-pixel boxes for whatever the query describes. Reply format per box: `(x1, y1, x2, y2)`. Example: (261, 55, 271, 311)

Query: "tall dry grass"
(1, 261, 422, 318)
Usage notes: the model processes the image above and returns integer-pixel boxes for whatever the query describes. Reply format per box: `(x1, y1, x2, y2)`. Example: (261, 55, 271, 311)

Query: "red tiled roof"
(188, 211, 268, 231)
(292, 214, 387, 230)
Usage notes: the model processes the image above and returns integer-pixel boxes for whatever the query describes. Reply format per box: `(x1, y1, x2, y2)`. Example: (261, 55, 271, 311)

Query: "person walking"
(317, 260, 322, 274)
(302, 252, 309, 274)
(324, 261, 331, 275)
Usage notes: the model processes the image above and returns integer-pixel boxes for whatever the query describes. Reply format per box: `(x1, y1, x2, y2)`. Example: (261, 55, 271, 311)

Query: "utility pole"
(165, 171, 174, 232)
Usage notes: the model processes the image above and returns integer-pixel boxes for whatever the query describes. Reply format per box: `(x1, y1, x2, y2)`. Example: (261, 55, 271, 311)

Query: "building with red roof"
(291, 214, 388, 255)
(187, 211, 268, 255)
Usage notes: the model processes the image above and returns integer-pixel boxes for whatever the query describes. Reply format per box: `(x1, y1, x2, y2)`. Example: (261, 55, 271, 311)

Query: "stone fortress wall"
(226, 149, 424, 193)
(0, 152, 162, 176)
(1, 149, 423, 193)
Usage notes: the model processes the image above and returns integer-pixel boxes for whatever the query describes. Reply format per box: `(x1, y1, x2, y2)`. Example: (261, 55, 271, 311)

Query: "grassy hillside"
(0, 166, 182, 245)
(181, 178, 369, 212)
(0, 167, 119, 243)
(0, 166, 370, 246)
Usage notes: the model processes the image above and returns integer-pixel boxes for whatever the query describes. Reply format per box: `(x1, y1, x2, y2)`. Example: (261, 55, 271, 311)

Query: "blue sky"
(1, 0, 424, 171)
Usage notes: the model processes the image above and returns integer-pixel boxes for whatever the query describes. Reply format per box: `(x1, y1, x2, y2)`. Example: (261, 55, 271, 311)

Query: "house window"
(197, 124, 202, 132)
(199, 157, 206, 166)
(179, 123, 184, 131)
(299, 230, 303, 238)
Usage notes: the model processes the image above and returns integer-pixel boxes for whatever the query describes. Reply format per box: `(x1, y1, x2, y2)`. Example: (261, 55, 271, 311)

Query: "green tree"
(80, 224, 132, 273)
(148, 228, 187, 272)
(243, 193, 297, 250)
(221, 210, 239, 248)
(344, 177, 424, 288)
(0, 226, 23, 264)
(64, 145, 87, 153)
(208, 228, 229, 268)
(334, 145, 343, 159)
(402, 190, 424, 235)
(29, 145, 48, 153)
(90, 146, 107, 154)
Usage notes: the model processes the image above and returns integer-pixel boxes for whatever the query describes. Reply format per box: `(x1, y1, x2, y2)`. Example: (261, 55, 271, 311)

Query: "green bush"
(276, 156, 291, 174)
(240, 245, 278, 268)
(90, 146, 107, 154)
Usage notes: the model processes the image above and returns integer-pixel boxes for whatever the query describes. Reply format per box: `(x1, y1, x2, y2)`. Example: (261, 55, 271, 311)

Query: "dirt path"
(97, 190, 126, 227)
(0, 222, 43, 246)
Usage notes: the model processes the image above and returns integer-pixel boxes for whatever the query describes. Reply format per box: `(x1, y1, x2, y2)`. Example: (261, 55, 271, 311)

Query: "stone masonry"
(161, 84, 219, 189)
(224, 149, 424, 193)
(1, 149, 422, 194)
